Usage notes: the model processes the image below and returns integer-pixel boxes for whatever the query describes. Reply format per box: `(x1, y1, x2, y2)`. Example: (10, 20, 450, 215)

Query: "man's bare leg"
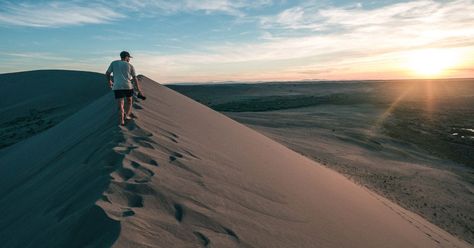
(124, 96, 133, 119)
(117, 98, 125, 125)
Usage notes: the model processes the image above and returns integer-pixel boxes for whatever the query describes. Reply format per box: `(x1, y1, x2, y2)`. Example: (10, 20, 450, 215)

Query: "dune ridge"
(0, 74, 470, 247)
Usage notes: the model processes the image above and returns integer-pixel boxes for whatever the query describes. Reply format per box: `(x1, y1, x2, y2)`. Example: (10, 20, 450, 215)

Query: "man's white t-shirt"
(107, 60, 136, 90)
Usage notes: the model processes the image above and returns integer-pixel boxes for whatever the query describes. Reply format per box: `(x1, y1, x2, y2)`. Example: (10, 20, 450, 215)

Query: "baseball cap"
(120, 51, 133, 59)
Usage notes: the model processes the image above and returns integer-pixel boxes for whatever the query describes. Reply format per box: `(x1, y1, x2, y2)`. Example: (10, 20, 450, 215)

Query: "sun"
(406, 49, 461, 77)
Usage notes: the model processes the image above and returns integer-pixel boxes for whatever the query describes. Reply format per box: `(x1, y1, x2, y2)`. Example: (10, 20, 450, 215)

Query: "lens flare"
(371, 85, 413, 134)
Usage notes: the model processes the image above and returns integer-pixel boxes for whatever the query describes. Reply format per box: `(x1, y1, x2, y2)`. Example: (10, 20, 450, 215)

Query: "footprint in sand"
(169, 133, 179, 143)
(131, 161, 141, 168)
(116, 167, 135, 181)
(129, 161, 155, 183)
(159, 129, 179, 143)
(136, 164, 155, 175)
(125, 182, 156, 195)
(174, 203, 184, 222)
(223, 227, 239, 241)
(126, 193, 144, 208)
(165, 130, 179, 139)
(174, 204, 240, 246)
(137, 140, 155, 149)
(183, 149, 200, 159)
(133, 103, 143, 109)
(101, 195, 111, 203)
(113, 161, 154, 183)
(169, 151, 184, 162)
(122, 208, 135, 217)
(131, 150, 160, 167)
(103, 183, 145, 219)
(133, 136, 157, 144)
(149, 159, 159, 166)
(169, 152, 202, 177)
(134, 138, 155, 150)
(193, 232, 210, 247)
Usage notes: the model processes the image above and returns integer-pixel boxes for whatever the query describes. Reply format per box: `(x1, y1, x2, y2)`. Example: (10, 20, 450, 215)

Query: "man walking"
(106, 51, 146, 125)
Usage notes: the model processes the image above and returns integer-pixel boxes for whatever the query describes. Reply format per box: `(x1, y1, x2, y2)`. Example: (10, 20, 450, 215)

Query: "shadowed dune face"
(0, 70, 117, 247)
(0, 73, 471, 248)
(0, 92, 122, 247)
(0, 70, 109, 149)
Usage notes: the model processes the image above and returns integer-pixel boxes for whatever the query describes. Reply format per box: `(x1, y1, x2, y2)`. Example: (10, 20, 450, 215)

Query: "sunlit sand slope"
(103, 76, 469, 248)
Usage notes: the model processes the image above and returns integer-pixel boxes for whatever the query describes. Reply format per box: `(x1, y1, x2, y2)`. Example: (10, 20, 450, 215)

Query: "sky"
(0, 0, 473, 83)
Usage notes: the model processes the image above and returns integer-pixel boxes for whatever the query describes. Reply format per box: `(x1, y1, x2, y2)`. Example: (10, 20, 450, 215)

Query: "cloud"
(0, 0, 273, 28)
(0, 2, 124, 27)
(0, 51, 72, 61)
(92, 29, 143, 41)
(261, 0, 474, 34)
(260, 5, 327, 30)
(112, 0, 273, 16)
(2, 0, 472, 82)
(131, 0, 474, 82)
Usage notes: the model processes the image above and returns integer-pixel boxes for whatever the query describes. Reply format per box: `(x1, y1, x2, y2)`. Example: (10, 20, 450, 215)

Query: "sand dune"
(0, 70, 109, 149)
(0, 74, 470, 247)
(170, 80, 474, 244)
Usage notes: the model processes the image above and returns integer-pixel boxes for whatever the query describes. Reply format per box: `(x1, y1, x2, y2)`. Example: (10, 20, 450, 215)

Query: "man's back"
(105, 51, 145, 125)
(107, 60, 136, 90)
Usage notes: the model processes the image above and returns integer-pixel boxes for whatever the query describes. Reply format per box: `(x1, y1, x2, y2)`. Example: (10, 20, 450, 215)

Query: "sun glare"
(406, 49, 461, 78)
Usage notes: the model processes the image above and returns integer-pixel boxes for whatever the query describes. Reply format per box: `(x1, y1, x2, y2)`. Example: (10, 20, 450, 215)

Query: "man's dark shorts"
(114, 89, 134, 99)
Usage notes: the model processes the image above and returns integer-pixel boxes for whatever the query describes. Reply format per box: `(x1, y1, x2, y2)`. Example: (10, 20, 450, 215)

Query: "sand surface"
(0, 74, 471, 247)
(224, 106, 474, 245)
(170, 80, 474, 244)
(0, 70, 109, 149)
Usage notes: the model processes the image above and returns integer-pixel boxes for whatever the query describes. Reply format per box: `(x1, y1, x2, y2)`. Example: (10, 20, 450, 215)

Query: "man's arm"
(105, 71, 113, 89)
(106, 62, 114, 89)
(130, 64, 144, 96)
(132, 76, 143, 94)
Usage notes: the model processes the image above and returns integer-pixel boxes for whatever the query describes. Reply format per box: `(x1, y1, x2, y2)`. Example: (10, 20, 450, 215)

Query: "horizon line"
(1, 68, 473, 85)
